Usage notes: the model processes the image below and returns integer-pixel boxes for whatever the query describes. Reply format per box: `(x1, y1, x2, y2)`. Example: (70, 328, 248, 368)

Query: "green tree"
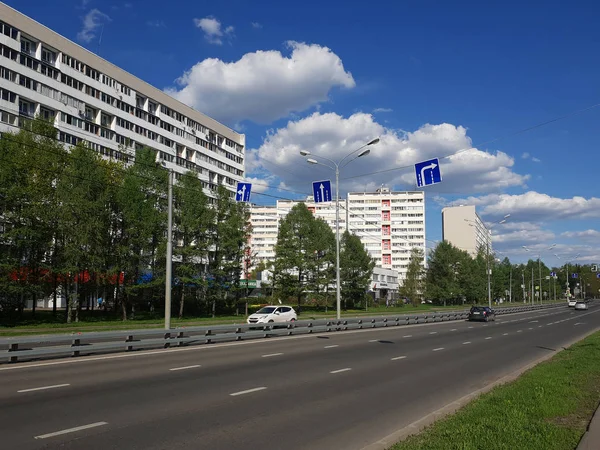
(340, 231, 375, 310)
(400, 247, 425, 307)
(272, 203, 319, 308)
(425, 241, 473, 305)
(173, 171, 212, 318)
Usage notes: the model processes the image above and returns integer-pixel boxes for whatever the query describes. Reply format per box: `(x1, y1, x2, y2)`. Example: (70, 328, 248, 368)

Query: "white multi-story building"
(346, 188, 426, 279)
(247, 188, 426, 283)
(0, 4, 245, 195)
(441, 205, 491, 257)
(246, 205, 279, 277)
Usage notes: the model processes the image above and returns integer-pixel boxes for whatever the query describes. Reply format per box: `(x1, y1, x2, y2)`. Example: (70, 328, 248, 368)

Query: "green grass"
(0, 300, 566, 336)
(390, 330, 600, 450)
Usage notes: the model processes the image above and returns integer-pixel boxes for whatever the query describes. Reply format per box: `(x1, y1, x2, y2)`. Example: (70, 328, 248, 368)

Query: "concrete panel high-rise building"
(0, 3, 245, 195)
(441, 205, 491, 257)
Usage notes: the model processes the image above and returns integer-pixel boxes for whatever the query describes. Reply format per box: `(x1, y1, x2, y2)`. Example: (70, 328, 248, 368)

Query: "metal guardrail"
(0, 303, 566, 363)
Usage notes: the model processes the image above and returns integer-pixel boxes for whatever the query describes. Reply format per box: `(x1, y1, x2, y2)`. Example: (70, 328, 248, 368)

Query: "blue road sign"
(597, 273, 600, 279)
(312, 180, 332, 203)
(571, 273, 578, 279)
(415, 158, 442, 188)
(550, 271, 556, 277)
(235, 182, 252, 202)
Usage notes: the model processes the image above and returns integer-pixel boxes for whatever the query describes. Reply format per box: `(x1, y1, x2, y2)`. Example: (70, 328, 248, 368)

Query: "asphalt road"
(1, 304, 598, 450)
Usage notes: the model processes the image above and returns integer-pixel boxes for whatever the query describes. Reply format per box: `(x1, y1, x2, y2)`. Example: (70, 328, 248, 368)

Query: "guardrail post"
(125, 335, 134, 351)
(358, 319, 363, 330)
(164, 332, 171, 349)
(235, 327, 242, 341)
(8, 343, 18, 363)
(308, 322, 313, 333)
(205, 329, 212, 344)
(177, 331, 185, 346)
(383, 318, 388, 328)
(343, 320, 348, 331)
(71, 338, 81, 357)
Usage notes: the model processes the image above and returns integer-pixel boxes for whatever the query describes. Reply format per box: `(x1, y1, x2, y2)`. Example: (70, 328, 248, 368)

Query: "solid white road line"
(18, 384, 70, 393)
(324, 345, 339, 349)
(462, 342, 471, 345)
(169, 365, 200, 371)
(34, 422, 108, 439)
(391, 356, 407, 361)
(230, 387, 267, 397)
(261, 353, 283, 358)
(330, 368, 352, 374)
(433, 347, 444, 352)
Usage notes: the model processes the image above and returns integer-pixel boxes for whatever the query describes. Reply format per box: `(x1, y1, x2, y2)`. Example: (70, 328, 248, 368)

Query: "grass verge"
(390, 329, 600, 450)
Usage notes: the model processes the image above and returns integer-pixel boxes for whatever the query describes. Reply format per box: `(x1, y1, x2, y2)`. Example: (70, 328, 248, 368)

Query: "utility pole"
(522, 271, 526, 303)
(509, 267, 512, 303)
(531, 266, 534, 305)
(164, 169, 173, 330)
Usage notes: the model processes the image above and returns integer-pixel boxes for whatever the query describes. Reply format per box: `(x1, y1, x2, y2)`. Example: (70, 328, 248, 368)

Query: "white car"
(575, 301, 589, 311)
(568, 299, 577, 307)
(247, 306, 297, 325)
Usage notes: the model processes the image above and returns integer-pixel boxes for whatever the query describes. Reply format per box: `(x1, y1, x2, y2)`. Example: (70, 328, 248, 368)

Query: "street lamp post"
(164, 167, 174, 330)
(523, 244, 556, 305)
(300, 138, 379, 320)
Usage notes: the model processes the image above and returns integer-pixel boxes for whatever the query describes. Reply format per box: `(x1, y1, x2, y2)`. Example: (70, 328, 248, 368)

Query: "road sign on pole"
(571, 273, 578, 279)
(550, 271, 556, 277)
(235, 182, 252, 202)
(415, 158, 442, 188)
(312, 180, 332, 203)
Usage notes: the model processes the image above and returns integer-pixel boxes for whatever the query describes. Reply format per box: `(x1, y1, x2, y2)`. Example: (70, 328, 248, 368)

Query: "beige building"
(0, 3, 245, 196)
(441, 205, 491, 257)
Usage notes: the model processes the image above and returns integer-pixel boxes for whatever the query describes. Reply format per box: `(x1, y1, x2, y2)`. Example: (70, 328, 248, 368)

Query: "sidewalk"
(577, 403, 600, 450)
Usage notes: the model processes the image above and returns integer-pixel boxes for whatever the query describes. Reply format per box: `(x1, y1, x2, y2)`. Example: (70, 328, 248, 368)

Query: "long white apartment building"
(247, 187, 426, 282)
(441, 205, 491, 257)
(0, 4, 245, 194)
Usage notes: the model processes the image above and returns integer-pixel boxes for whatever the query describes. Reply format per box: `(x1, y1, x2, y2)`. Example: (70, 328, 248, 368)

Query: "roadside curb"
(577, 401, 600, 449)
(362, 325, 600, 450)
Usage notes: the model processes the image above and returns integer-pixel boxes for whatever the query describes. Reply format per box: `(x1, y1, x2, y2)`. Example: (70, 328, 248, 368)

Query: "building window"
(20, 38, 35, 56)
(19, 99, 34, 117)
(41, 47, 56, 65)
(0, 21, 19, 40)
(40, 107, 55, 121)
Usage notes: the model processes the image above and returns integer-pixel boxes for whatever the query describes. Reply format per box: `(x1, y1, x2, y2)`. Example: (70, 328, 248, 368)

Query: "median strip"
(18, 383, 70, 393)
(34, 422, 108, 439)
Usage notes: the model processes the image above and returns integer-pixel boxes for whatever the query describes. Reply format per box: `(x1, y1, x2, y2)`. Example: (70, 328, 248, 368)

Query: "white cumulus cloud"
(165, 41, 355, 125)
(77, 9, 111, 43)
(193, 16, 234, 45)
(452, 192, 600, 222)
(249, 112, 529, 195)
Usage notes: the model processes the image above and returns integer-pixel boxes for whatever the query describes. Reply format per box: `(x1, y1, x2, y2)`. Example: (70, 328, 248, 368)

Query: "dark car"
(468, 306, 495, 322)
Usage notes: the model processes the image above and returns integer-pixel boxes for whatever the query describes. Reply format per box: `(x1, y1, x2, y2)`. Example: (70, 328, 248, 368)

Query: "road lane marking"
(463, 342, 471, 345)
(261, 353, 283, 358)
(429, 332, 437, 335)
(230, 387, 267, 396)
(450, 329, 457, 331)
(369, 339, 379, 342)
(468, 326, 474, 329)
(574, 323, 583, 326)
(34, 422, 108, 439)
(485, 337, 492, 340)
(503, 333, 509, 336)
(403, 335, 412, 338)
(433, 347, 444, 352)
(528, 328, 533, 330)
(18, 384, 70, 393)
(330, 368, 352, 374)
(517, 330, 522, 333)
(529, 320, 539, 323)
(391, 356, 407, 361)
(169, 365, 201, 371)
(538, 325, 543, 328)
(324, 345, 339, 349)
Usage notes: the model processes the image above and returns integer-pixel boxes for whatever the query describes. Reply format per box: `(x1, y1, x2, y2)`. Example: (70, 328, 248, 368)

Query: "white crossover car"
(568, 299, 577, 307)
(247, 306, 297, 325)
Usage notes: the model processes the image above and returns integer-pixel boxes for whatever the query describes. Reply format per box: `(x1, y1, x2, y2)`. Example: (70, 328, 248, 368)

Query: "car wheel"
(290, 318, 296, 322)
(268, 320, 274, 323)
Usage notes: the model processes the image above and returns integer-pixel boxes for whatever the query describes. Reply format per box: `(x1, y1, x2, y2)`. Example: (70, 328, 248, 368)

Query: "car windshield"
(471, 307, 484, 312)
(256, 307, 277, 314)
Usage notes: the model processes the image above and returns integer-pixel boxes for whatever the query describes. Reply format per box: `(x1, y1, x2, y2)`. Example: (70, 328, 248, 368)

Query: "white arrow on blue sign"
(571, 273, 578, 279)
(235, 182, 252, 202)
(550, 271, 556, 277)
(415, 158, 442, 188)
(312, 180, 332, 203)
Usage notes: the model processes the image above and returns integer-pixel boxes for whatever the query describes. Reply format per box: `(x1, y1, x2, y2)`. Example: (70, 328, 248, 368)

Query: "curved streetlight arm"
(305, 152, 338, 169)
(307, 158, 336, 171)
(341, 149, 370, 169)
(339, 137, 379, 167)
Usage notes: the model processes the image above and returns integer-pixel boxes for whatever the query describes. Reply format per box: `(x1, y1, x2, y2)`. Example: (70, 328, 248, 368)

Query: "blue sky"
(6, 0, 600, 265)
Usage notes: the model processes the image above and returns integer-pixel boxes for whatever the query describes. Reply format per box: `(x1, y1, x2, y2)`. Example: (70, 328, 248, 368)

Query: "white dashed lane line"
(391, 356, 407, 361)
(18, 384, 70, 393)
(324, 345, 339, 349)
(462, 342, 471, 345)
(485, 337, 492, 340)
(330, 368, 352, 374)
(34, 422, 108, 440)
(230, 387, 267, 397)
(433, 348, 444, 352)
(261, 353, 283, 358)
(169, 365, 201, 371)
